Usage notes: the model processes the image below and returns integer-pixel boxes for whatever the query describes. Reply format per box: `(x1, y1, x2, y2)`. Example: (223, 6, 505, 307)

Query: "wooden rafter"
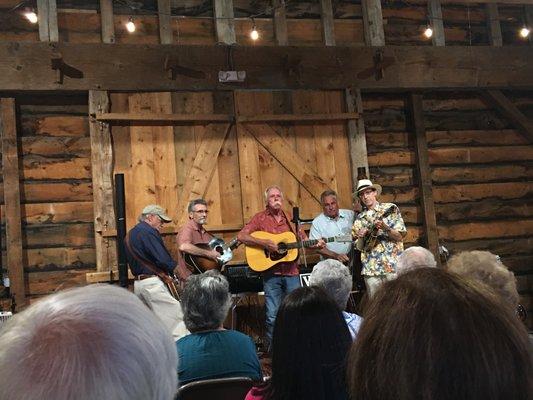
(99, 0, 115, 44)
(2, 43, 533, 91)
(428, 0, 445, 47)
(361, 0, 385, 46)
(36, 0, 58, 42)
(483, 90, 533, 143)
(273, 0, 288, 46)
(320, 0, 336, 46)
(486, 4, 503, 47)
(157, 0, 173, 44)
(213, 0, 236, 45)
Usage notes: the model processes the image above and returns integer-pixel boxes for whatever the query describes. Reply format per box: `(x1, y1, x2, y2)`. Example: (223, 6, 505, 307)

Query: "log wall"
(1, 96, 95, 299)
(364, 90, 533, 328)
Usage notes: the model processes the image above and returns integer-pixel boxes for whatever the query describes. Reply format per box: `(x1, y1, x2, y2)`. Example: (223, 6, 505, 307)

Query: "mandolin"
(245, 231, 353, 272)
(184, 237, 241, 274)
(355, 205, 397, 252)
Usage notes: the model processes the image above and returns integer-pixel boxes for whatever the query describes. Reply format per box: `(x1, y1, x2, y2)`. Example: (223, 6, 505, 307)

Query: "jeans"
(263, 274, 301, 350)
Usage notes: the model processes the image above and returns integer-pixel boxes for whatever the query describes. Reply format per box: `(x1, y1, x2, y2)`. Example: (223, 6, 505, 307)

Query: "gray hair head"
(181, 270, 232, 332)
(0, 284, 177, 400)
(397, 246, 437, 275)
(309, 259, 352, 310)
(446, 250, 519, 308)
(320, 190, 337, 206)
(187, 198, 208, 213)
(263, 185, 283, 203)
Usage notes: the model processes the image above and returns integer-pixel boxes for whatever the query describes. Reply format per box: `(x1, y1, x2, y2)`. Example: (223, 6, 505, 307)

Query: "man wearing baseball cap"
(125, 204, 188, 340)
(352, 179, 407, 297)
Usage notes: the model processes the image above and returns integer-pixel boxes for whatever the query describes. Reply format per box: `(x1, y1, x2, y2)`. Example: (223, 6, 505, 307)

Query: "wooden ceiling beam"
(1, 43, 533, 91)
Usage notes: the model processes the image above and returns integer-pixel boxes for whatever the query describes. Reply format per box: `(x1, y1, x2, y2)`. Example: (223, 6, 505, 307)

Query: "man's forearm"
(179, 242, 215, 258)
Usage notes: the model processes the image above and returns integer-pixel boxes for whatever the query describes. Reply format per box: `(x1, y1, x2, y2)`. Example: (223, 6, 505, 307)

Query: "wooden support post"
(89, 90, 118, 272)
(428, 0, 445, 46)
(213, 0, 236, 45)
(99, 0, 115, 44)
(408, 93, 440, 265)
(483, 90, 533, 143)
(273, 0, 288, 46)
(0, 98, 25, 308)
(158, 0, 173, 44)
(486, 4, 502, 47)
(361, 0, 385, 46)
(320, 0, 336, 46)
(345, 88, 369, 183)
(36, 0, 58, 42)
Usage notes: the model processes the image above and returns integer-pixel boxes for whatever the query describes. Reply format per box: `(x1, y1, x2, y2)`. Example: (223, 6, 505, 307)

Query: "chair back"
(176, 376, 254, 400)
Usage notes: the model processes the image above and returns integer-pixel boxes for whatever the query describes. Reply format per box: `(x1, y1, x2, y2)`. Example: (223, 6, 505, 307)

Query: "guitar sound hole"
(214, 245, 224, 254)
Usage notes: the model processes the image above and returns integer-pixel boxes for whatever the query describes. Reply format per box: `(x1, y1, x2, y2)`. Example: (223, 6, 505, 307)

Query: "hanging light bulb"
(424, 25, 433, 39)
(250, 18, 259, 41)
(23, 7, 38, 24)
(519, 26, 530, 38)
(126, 17, 136, 33)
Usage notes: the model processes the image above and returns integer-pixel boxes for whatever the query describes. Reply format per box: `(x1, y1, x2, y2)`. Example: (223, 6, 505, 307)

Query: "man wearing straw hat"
(352, 179, 406, 297)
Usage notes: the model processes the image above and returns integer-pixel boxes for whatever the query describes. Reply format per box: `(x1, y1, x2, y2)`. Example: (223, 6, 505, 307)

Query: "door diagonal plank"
(176, 123, 232, 225)
(242, 123, 331, 203)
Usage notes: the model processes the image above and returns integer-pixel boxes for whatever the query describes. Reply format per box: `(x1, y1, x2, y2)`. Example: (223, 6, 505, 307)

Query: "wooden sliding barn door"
(110, 90, 354, 264)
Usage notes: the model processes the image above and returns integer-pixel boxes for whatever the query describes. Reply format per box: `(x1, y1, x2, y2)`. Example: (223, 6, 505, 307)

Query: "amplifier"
(224, 265, 263, 294)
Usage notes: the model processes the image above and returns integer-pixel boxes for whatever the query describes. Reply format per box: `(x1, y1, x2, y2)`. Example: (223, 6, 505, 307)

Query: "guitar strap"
(124, 233, 181, 300)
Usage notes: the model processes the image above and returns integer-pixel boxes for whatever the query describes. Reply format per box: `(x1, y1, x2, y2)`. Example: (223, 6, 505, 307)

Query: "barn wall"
(0, 0, 529, 46)
(363, 90, 533, 328)
(1, 95, 95, 300)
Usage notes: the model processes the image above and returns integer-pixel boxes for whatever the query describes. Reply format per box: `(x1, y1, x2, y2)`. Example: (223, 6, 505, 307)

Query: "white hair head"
(0, 284, 177, 400)
(397, 246, 437, 275)
(309, 259, 352, 310)
(263, 185, 283, 203)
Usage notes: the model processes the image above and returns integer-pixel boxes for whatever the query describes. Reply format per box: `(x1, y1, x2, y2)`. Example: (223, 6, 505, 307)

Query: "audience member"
(309, 259, 363, 339)
(246, 286, 351, 400)
(396, 246, 437, 275)
(446, 250, 519, 310)
(347, 268, 532, 400)
(176, 270, 262, 385)
(0, 284, 178, 400)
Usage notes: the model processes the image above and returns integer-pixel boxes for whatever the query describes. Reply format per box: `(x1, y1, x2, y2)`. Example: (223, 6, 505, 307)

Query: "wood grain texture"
(1, 98, 25, 307)
(2, 43, 533, 90)
(99, 0, 115, 44)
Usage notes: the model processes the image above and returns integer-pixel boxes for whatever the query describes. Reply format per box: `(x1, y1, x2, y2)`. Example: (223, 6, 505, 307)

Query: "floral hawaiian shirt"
(351, 202, 406, 276)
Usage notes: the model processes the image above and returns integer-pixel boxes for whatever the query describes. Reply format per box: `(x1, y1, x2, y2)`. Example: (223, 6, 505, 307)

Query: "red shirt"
(240, 208, 305, 276)
(176, 219, 213, 281)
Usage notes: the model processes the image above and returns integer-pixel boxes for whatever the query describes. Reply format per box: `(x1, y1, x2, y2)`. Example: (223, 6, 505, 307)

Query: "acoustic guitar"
(355, 205, 397, 252)
(245, 231, 353, 272)
(184, 237, 240, 274)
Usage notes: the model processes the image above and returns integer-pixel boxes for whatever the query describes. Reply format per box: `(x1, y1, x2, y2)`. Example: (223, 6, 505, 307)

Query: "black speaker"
(224, 265, 263, 294)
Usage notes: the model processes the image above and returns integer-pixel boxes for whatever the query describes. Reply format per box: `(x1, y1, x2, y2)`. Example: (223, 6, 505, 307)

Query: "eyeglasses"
(194, 209, 209, 214)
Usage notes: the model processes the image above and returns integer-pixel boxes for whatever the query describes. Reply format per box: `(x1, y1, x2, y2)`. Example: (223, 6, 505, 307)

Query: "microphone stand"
(292, 207, 314, 270)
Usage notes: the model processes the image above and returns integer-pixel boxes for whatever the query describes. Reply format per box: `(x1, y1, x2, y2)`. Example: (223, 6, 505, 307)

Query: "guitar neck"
(285, 236, 336, 250)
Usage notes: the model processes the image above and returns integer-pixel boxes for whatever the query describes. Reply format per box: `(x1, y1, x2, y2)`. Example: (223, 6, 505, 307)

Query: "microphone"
(292, 207, 300, 224)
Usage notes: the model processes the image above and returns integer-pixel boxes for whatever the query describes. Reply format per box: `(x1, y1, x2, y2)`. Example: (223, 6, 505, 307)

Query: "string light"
(250, 18, 259, 41)
(520, 26, 530, 38)
(23, 7, 38, 23)
(126, 16, 136, 33)
(424, 25, 433, 39)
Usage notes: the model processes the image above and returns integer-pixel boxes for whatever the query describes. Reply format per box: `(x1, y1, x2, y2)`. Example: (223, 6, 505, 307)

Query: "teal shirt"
(176, 330, 262, 385)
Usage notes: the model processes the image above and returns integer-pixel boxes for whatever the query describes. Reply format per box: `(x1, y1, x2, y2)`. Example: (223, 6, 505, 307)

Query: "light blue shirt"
(343, 311, 363, 340)
(310, 209, 355, 257)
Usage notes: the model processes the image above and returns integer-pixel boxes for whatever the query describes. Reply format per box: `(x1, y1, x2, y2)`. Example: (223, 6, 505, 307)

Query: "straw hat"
(354, 179, 382, 197)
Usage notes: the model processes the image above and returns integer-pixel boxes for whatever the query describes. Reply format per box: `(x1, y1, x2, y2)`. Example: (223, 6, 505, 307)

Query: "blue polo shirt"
(125, 221, 176, 275)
